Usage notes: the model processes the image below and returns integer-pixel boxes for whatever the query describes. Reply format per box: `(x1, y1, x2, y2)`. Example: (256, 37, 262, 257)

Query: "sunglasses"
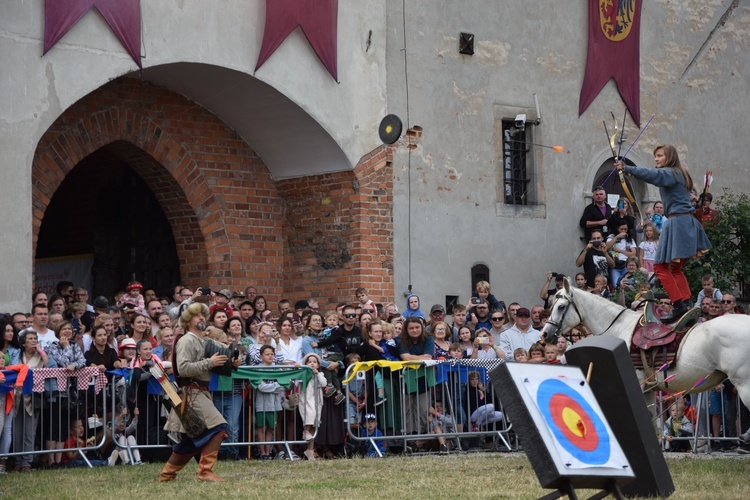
(491, 317, 503, 321)
(722, 300, 734, 304)
(344, 313, 357, 319)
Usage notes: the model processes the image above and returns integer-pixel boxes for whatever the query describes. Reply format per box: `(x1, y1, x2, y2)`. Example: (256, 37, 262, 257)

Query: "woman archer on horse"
(615, 145, 711, 322)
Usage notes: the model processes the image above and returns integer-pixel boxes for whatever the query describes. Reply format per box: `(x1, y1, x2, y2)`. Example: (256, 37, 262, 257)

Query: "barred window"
(502, 119, 532, 205)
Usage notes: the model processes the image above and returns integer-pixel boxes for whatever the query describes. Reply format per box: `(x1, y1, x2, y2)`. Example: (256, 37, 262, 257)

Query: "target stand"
(491, 362, 634, 500)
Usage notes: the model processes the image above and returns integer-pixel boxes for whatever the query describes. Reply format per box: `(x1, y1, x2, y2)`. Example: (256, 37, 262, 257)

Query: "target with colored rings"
(537, 378, 610, 465)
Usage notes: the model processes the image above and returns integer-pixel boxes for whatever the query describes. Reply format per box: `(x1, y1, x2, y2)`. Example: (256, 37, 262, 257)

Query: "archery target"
(537, 379, 608, 464)
(522, 372, 629, 470)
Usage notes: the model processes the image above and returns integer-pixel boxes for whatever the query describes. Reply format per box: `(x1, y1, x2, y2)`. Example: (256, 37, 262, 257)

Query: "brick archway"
(30, 76, 393, 308)
(33, 109, 226, 284)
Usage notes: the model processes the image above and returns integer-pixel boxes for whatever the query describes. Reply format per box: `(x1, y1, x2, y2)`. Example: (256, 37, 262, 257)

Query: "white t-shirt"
(32, 328, 57, 349)
(639, 240, 658, 262)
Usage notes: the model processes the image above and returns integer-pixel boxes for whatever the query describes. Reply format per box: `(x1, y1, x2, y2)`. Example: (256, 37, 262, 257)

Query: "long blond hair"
(654, 144, 694, 191)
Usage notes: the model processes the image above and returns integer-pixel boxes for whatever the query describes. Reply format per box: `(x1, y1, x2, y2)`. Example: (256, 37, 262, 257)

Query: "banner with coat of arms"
(579, 0, 642, 126)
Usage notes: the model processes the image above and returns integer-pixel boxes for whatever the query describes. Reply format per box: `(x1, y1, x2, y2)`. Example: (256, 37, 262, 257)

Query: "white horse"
(541, 278, 750, 414)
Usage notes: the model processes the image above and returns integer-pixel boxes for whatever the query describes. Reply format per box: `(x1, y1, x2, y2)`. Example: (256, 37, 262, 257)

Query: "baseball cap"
(364, 413, 377, 420)
(516, 307, 531, 317)
(430, 304, 445, 314)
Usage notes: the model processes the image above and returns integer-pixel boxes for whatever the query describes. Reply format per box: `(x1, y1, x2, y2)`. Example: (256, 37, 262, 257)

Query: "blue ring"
(536, 378, 610, 464)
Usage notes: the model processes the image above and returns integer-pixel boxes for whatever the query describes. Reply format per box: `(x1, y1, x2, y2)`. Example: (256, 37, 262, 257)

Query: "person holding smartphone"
(607, 197, 635, 239)
(575, 229, 616, 289)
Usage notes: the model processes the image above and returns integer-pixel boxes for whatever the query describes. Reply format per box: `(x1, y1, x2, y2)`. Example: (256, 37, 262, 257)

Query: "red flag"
(44, 0, 142, 68)
(255, 0, 338, 81)
(579, 0, 641, 125)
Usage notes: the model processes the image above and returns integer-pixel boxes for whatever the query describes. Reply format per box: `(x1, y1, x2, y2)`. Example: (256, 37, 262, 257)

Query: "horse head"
(541, 276, 582, 344)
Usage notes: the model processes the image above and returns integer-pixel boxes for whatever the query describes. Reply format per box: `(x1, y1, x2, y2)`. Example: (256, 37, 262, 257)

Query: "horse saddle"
(633, 302, 701, 350)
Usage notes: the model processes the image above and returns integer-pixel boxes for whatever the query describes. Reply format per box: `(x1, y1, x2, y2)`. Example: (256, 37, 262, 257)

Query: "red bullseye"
(549, 394, 599, 452)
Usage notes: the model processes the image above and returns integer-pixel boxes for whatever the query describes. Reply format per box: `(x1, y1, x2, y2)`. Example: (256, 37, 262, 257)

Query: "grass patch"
(2, 453, 750, 499)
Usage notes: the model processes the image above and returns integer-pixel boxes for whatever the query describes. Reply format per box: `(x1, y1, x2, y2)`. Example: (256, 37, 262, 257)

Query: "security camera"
(515, 114, 526, 129)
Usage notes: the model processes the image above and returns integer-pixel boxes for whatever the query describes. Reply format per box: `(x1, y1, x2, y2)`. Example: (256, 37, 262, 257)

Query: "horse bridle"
(545, 293, 582, 338)
(545, 292, 629, 339)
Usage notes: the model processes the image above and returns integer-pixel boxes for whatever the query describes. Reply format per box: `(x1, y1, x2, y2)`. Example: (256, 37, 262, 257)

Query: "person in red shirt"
(61, 419, 108, 467)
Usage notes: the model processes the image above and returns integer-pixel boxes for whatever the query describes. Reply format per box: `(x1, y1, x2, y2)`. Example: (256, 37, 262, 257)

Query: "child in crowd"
(402, 294, 425, 320)
(555, 336, 569, 361)
(356, 288, 377, 316)
(345, 353, 367, 430)
(113, 290, 126, 309)
(638, 223, 659, 273)
(324, 311, 339, 329)
(428, 403, 454, 453)
(299, 353, 327, 460)
(472, 281, 503, 312)
(544, 343, 559, 364)
(380, 323, 400, 359)
(68, 302, 87, 336)
(254, 345, 285, 460)
(694, 274, 723, 309)
(447, 343, 464, 360)
(528, 343, 545, 363)
(663, 400, 693, 452)
(513, 347, 528, 362)
(61, 420, 108, 467)
(632, 282, 652, 309)
(466, 371, 503, 430)
(310, 315, 346, 405)
(368, 321, 399, 362)
(111, 404, 142, 465)
(123, 281, 145, 312)
(363, 413, 386, 457)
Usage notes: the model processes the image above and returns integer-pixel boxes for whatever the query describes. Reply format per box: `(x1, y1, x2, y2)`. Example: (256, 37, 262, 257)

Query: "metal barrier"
(343, 359, 516, 457)
(11, 363, 747, 466)
(109, 365, 321, 462)
(654, 384, 750, 454)
(0, 366, 109, 469)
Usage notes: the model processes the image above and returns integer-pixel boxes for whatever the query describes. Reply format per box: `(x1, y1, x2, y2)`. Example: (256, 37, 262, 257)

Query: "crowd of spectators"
(0, 276, 593, 469)
(0, 187, 745, 469)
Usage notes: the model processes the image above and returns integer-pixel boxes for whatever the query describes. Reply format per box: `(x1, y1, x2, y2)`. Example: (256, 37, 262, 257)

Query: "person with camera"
(159, 302, 241, 483)
(467, 299, 492, 332)
(607, 197, 636, 238)
(540, 273, 565, 309)
(575, 229, 615, 289)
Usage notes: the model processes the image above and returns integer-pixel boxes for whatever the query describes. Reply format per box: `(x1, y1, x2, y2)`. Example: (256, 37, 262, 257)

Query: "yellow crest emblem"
(599, 0, 636, 42)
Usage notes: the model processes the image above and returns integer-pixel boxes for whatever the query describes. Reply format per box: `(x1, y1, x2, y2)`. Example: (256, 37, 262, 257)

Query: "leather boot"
(158, 452, 193, 482)
(197, 430, 227, 482)
(660, 299, 688, 323)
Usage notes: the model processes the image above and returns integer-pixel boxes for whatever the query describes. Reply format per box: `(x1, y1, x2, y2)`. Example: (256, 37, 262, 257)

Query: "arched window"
(471, 264, 490, 295)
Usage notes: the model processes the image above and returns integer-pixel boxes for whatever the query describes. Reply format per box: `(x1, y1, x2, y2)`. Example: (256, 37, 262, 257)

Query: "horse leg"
(735, 384, 750, 442)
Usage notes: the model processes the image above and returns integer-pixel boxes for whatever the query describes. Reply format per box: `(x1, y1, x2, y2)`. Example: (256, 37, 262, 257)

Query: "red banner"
(579, 0, 641, 125)
(44, 0, 142, 68)
(255, 0, 338, 81)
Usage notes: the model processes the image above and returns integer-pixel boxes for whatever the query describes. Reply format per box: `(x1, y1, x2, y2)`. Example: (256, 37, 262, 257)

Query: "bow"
(602, 113, 644, 226)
